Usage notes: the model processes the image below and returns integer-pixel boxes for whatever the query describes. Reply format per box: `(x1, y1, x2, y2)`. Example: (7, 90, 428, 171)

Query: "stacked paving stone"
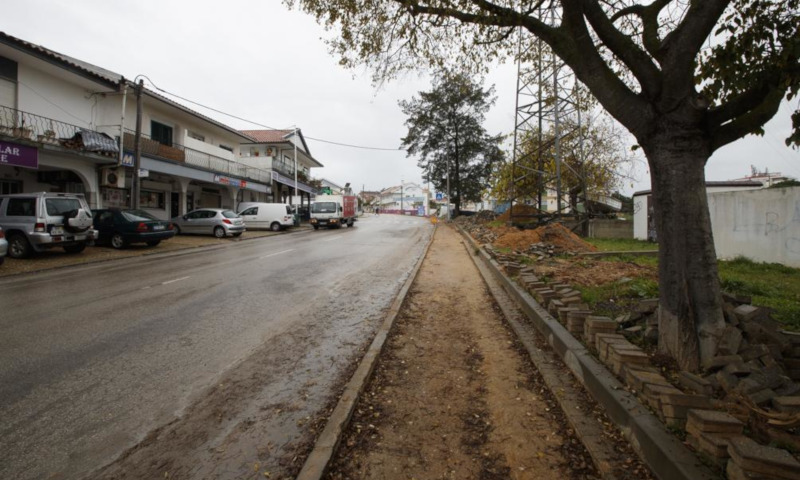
(509, 271, 800, 475)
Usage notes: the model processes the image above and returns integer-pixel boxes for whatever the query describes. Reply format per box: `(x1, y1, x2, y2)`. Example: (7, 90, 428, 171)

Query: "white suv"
(0, 192, 98, 258)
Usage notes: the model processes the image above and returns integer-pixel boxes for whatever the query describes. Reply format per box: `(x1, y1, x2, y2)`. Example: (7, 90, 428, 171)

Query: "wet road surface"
(0, 215, 434, 479)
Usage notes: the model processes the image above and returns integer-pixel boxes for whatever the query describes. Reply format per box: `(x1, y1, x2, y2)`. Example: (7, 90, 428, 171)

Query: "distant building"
(379, 181, 430, 215)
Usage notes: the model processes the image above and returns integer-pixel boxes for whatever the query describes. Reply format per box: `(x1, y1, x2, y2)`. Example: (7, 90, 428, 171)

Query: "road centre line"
(259, 249, 295, 259)
(161, 276, 191, 285)
(321, 236, 338, 242)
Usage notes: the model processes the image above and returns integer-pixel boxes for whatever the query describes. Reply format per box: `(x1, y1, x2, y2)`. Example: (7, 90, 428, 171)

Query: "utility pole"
(400, 181, 403, 213)
(293, 126, 298, 206)
(132, 79, 143, 209)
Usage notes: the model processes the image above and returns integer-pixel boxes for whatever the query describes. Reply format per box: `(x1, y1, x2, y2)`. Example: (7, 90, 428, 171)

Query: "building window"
(140, 190, 165, 209)
(0, 179, 22, 194)
(187, 130, 205, 142)
(151, 121, 173, 146)
(219, 144, 233, 152)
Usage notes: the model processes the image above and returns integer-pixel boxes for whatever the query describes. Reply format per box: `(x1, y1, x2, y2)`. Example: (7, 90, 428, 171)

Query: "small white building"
(379, 181, 430, 215)
(632, 181, 765, 241)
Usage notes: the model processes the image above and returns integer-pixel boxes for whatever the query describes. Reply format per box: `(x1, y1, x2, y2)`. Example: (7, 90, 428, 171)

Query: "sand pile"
(494, 223, 597, 254)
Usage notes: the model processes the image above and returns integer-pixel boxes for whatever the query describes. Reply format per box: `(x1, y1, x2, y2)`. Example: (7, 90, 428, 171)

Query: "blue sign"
(436, 192, 443, 201)
(417, 206, 425, 216)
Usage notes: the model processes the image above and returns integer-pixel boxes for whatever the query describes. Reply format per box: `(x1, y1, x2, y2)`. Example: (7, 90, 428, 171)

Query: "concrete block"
(678, 371, 714, 396)
(741, 344, 771, 362)
(723, 359, 754, 377)
(635, 298, 659, 314)
(692, 431, 738, 464)
(704, 354, 743, 372)
(733, 304, 762, 323)
(727, 436, 800, 480)
(718, 325, 744, 356)
(548, 299, 565, 316)
(561, 296, 585, 306)
(609, 345, 650, 376)
(772, 396, 800, 414)
(686, 409, 744, 437)
(716, 370, 741, 394)
(659, 393, 713, 421)
(533, 288, 557, 305)
(726, 461, 770, 480)
(566, 310, 592, 337)
(557, 307, 579, 323)
(747, 388, 776, 407)
(626, 368, 671, 392)
(642, 383, 683, 411)
(595, 333, 628, 361)
(584, 316, 617, 345)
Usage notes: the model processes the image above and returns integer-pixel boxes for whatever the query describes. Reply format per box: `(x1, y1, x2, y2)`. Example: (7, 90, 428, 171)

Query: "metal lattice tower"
(509, 4, 586, 226)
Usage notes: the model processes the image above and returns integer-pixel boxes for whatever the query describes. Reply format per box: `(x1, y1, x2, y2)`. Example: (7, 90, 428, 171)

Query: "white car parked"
(237, 202, 296, 231)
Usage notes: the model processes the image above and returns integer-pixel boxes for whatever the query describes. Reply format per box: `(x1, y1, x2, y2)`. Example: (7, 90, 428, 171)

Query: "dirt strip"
(326, 225, 602, 479)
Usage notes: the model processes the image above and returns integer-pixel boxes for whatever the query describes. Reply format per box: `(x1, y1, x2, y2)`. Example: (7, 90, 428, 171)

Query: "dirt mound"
(494, 223, 597, 254)
(496, 204, 540, 222)
(536, 257, 657, 287)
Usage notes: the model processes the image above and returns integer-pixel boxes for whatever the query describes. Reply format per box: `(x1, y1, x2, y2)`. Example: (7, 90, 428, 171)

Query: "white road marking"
(321, 236, 339, 242)
(161, 276, 191, 285)
(259, 249, 295, 259)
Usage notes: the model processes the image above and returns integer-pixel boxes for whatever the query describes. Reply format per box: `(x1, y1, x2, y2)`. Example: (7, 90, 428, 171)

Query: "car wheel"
(146, 240, 161, 247)
(312, 225, 319, 230)
(270, 222, 281, 232)
(111, 233, 128, 249)
(213, 226, 226, 238)
(174, 225, 182, 235)
(64, 243, 87, 254)
(8, 233, 31, 259)
(0, 255, 5, 266)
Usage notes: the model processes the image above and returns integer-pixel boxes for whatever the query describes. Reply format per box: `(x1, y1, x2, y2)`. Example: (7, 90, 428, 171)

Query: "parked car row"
(0, 194, 299, 263)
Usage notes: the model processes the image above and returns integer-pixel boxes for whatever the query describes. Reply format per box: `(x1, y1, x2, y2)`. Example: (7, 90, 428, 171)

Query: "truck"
(309, 194, 358, 229)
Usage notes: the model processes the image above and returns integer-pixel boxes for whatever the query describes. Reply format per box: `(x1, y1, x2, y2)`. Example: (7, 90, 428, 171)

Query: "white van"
(237, 203, 296, 231)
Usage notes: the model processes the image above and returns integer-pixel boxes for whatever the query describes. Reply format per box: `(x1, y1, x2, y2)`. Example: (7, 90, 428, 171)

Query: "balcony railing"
(0, 105, 117, 156)
(123, 131, 307, 187)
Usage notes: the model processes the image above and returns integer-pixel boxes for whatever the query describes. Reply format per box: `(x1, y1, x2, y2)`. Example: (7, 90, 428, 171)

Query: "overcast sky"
(3, 1, 798, 196)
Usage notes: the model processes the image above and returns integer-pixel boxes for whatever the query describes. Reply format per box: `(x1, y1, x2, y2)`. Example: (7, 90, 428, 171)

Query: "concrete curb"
(295, 224, 437, 480)
(456, 225, 715, 480)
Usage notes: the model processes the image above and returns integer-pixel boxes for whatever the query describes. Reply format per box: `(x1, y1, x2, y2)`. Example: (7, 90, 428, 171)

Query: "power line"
(138, 76, 406, 152)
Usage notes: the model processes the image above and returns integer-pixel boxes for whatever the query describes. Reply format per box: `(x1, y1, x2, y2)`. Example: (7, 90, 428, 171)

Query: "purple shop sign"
(0, 141, 38, 169)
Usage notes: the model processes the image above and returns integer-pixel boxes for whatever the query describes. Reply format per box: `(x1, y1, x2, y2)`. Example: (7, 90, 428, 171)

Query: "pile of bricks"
(509, 270, 800, 475)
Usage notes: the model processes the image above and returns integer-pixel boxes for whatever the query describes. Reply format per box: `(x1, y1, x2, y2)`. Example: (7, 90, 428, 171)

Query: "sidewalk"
(0, 225, 311, 278)
(321, 224, 652, 480)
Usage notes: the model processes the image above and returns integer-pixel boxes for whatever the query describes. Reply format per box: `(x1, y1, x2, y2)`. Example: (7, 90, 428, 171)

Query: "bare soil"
(327, 225, 599, 479)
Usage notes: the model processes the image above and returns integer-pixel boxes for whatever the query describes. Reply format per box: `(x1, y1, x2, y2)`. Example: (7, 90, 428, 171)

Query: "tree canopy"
(490, 114, 633, 209)
(399, 70, 505, 214)
(290, 0, 800, 371)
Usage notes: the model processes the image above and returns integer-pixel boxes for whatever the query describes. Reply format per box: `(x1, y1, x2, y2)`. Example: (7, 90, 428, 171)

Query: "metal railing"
(0, 107, 316, 191)
(0, 105, 110, 150)
(123, 130, 313, 189)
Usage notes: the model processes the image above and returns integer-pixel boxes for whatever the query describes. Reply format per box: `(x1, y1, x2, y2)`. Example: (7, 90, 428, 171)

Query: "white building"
(0, 32, 320, 219)
(632, 181, 764, 241)
(379, 181, 430, 215)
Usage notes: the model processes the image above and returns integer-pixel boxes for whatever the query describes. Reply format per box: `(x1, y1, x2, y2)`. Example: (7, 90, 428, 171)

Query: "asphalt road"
(0, 215, 434, 479)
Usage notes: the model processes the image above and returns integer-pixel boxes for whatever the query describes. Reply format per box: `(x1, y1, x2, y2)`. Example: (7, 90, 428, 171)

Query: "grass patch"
(586, 237, 658, 252)
(718, 256, 800, 330)
(577, 276, 659, 317)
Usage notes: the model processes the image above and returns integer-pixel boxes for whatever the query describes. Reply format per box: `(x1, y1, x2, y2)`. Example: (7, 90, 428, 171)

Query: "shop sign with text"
(0, 141, 38, 169)
(214, 174, 246, 188)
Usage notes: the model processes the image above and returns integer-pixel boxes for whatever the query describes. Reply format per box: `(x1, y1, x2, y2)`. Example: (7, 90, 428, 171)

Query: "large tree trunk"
(643, 128, 727, 372)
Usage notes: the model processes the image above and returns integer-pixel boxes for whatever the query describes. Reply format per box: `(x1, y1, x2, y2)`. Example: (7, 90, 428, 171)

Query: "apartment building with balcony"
(238, 129, 323, 209)
(0, 32, 276, 219)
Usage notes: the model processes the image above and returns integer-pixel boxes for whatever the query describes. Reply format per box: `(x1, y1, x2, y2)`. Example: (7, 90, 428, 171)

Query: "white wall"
(709, 187, 800, 267)
(17, 64, 104, 130)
